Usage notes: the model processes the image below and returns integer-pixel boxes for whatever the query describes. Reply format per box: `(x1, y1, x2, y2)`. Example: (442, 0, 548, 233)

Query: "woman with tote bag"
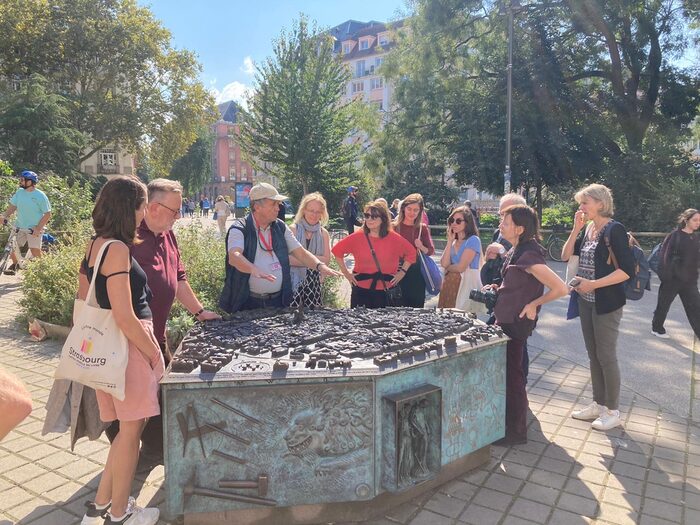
(438, 206, 485, 313)
(75, 176, 163, 525)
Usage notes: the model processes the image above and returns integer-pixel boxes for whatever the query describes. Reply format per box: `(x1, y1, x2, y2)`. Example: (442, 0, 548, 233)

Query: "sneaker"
(592, 409, 622, 431)
(106, 499, 159, 525)
(81, 500, 110, 525)
(651, 328, 670, 339)
(3, 263, 17, 275)
(571, 401, 602, 421)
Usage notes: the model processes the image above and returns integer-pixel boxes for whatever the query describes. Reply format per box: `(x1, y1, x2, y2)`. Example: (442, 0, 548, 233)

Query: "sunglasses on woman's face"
(448, 217, 465, 225)
(364, 212, 381, 220)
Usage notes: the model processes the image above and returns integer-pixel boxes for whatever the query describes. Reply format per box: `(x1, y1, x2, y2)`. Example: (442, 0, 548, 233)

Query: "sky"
(139, 0, 409, 106)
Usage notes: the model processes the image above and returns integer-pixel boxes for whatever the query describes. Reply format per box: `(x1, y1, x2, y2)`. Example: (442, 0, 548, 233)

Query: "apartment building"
(330, 19, 403, 112)
(79, 146, 135, 178)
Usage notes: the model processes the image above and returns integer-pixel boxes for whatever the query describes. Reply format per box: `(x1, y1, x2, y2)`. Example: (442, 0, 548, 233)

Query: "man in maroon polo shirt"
(107, 178, 220, 461)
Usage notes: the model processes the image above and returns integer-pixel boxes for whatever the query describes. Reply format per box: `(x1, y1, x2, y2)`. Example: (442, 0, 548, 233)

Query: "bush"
(18, 231, 90, 325)
(479, 213, 499, 228)
(170, 221, 226, 319)
(541, 203, 576, 228)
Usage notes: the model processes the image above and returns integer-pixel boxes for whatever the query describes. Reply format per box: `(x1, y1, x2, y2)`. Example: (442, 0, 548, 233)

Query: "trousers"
(652, 278, 700, 339)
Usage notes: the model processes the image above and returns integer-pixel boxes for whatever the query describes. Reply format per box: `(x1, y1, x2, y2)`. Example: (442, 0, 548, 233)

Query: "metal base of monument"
(184, 445, 491, 525)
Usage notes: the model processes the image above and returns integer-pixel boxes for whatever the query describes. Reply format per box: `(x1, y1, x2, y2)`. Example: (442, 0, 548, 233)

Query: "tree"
(380, 0, 698, 226)
(239, 16, 360, 206)
(0, 0, 216, 176)
(0, 74, 87, 174)
(169, 130, 214, 196)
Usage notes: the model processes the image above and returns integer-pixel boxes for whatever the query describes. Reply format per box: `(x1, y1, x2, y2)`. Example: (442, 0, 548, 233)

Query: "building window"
(355, 60, 365, 78)
(375, 57, 384, 68)
(359, 39, 369, 50)
(343, 43, 351, 54)
(372, 100, 384, 111)
(379, 37, 388, 46)
(100, 152, 116, 166)
(370, 77, 384, 90)
(351, 81, 364, 94)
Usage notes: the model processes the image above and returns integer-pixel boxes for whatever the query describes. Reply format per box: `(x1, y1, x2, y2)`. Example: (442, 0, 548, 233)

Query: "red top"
(332, 230, 417, 289)
(130, 221, 187, 344)
(396, 222, 435, 256)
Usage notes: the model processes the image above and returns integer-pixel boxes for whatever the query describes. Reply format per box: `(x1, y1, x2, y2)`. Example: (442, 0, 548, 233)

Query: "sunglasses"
(448, 217, 465, 225)
(363, 212, 381, 220)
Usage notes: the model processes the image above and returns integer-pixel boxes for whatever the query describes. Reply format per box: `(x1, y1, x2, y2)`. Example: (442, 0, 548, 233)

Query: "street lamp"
(503, 0, 521, 195)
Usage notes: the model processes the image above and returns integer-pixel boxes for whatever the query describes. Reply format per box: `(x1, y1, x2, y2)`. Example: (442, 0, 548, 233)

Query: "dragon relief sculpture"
(284, 388, 371, 477)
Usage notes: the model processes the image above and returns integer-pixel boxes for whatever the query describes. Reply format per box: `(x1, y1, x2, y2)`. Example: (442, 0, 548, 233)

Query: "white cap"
(248, 182, 288, 202)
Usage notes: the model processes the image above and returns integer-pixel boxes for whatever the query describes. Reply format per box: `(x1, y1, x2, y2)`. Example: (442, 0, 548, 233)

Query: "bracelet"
(397, 268, 406, 274)
(315, 262, 323, 271)
(193, 308, 204, 318)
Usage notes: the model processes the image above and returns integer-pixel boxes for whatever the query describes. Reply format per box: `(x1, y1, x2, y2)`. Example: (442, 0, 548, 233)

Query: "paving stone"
(507, 497, 550, 523)
(8, 498, 53, 524)
(3, 462, 49, 484)
(407, 509, 452, 525)
(423, 491, 466, 518)
(640, 497, 682, 522)
(574, 467, 609, 485)
(457, 503, 502, 525)
(536, 456, 574, 476)
(471, 487, 513, 512)
(563, 477, 604, 498)
(41, 480, 89, 504)
(615, 449, 650, 467)
(439, 479, 478, 501)
(528, 468, 567, 490)
(556, 492, 598, 517)
(0, 452, 29, 473)
(518, 483, 559, 506)
(605, 474, 644, 496)
(547, 509, 593, 524)
(495, 461, 531, 480)
(503, 449, 540, 467)
(610, 461, 647, 481)
(643, 481, 684, 504)
(384, 501, 419, 523)
(601, 487, 639, 510)
(2, 485, 35, 509)
(484, 473, 523, 494)
(22, 471, 69, 494)
(596, 502, 637, 524)
(500, 516, 538, 525)
(19, 508, 79, 525)
(638, 513, 677, 525)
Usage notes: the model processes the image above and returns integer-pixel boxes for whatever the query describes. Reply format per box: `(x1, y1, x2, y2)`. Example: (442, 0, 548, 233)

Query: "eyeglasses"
(155, 201, 181, 217)
(448, 217, 465, 225)
(363, 212, 381, 220)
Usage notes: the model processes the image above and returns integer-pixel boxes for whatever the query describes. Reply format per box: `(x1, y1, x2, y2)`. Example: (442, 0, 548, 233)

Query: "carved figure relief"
(397, 398, 435, 484)
(283, 388, 371, 477)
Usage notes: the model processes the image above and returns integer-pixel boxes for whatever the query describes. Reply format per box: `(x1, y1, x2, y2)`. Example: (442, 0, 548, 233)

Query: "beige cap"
(248, 182, 288, 202)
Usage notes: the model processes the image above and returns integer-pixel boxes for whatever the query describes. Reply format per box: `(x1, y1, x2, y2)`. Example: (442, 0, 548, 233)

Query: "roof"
(217, 100, 239, 124)
(329, 18, 407, 55)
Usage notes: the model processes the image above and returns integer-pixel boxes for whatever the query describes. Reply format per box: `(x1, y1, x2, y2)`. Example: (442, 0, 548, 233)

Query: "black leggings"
(350, 286, 387, 308)
(399, 263, 425, 307)
(652, 278, 700, 338)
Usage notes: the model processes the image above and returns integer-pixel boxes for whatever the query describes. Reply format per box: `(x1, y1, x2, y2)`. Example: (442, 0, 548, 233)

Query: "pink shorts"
(96, 319, 165, 422)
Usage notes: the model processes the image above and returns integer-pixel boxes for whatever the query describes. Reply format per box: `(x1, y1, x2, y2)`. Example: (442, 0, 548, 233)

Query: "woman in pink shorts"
(77, 176, 163, 525)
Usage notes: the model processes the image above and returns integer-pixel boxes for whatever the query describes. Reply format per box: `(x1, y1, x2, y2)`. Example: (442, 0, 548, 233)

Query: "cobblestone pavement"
(2, 268, 699, 525)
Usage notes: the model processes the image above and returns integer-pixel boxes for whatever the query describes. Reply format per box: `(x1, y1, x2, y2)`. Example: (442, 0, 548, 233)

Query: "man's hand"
(251, 267, 277, 281)
(197, 310, 221, 321)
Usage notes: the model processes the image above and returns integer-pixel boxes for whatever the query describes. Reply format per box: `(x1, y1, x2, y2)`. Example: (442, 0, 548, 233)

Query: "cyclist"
(1, 170, 52, 275)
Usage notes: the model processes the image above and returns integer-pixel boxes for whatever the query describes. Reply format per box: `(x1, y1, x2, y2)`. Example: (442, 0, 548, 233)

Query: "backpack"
(647, 242, 663, 274)
(603, 224, 651, 301)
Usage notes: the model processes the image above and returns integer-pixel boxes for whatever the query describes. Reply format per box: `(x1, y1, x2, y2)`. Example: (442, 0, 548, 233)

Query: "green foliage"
(169, 130, 214, 196)
(0, 74, 87, 174)
(540, 203, 576, 229)
(170, 222, 226, 318)
(0, 0, 216, 176)
(18, 232, 89, 325)
(38, 173, 94, 234)
(479, 213, 499, 228)
(321, 257, 343, 308)
(239, 15, 361, 210)
(166, 310, 195, 351)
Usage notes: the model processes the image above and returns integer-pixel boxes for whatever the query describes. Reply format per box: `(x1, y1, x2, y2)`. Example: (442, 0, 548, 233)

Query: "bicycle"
(329, 229, 349, 247)
(544, 224, 568, 262)
(0, 226, 34, 274)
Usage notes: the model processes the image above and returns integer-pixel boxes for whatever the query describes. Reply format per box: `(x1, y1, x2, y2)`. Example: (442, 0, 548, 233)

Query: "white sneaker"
(592, 409, 622, 431)
(651, 329, 670, 339)
(106, 499, 159, 525)
(571, 402, 602, 421)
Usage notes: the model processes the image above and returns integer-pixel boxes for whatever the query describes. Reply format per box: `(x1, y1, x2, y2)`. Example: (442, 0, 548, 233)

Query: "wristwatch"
(315, 262, 323, 271)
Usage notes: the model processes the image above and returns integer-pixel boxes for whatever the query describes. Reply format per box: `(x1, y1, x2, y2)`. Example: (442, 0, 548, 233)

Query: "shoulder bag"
(54, 240, 130, 400)
(365, 233, 403, 307)
(417, 223, 443, 295)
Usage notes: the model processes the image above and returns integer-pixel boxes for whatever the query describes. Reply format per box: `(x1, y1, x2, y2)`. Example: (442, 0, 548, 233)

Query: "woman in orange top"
(332, 200, 416, 308)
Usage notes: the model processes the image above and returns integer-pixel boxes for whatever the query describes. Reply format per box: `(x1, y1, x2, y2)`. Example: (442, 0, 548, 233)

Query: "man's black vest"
(219, 214, 293, 313)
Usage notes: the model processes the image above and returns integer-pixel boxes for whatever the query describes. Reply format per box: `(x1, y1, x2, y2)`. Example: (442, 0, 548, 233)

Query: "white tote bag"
(55, 240, 129, 400)
(455, 268, 487, 315)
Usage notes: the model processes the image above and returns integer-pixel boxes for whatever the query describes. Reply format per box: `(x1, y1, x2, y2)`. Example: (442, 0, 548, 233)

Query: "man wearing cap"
(1, 170, 51, 275)
(342, 186, 361, 235)
(219, 183, 341, 312)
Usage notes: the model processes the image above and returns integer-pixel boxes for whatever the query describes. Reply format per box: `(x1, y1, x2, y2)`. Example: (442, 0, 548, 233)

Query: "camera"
(469, 289, 498, 310)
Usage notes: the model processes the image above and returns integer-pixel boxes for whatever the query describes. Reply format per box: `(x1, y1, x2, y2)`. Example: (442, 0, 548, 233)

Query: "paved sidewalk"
(1, 271, 699, 524)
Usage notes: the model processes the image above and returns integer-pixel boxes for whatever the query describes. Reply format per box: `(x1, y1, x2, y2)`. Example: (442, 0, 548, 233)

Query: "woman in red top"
(393, 193, 435, 307)
(332, 200, 416, 308)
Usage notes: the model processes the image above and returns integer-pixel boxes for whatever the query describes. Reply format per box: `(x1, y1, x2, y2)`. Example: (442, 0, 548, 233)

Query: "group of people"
(0, 171, 698, 524)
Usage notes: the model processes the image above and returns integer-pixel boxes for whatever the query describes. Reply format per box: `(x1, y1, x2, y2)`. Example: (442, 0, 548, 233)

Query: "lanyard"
(253, 216, 274, 254)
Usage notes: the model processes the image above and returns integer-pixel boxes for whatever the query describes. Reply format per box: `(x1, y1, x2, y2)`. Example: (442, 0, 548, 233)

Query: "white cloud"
(241, 56, 255, 76)
(211, 81, 253, 108)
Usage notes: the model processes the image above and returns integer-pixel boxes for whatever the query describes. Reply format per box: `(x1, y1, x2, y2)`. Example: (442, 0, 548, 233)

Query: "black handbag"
(365, 233, 403, 307)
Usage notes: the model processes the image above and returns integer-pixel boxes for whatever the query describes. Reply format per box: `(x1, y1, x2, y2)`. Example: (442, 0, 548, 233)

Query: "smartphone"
(568, 278, 581, 287)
